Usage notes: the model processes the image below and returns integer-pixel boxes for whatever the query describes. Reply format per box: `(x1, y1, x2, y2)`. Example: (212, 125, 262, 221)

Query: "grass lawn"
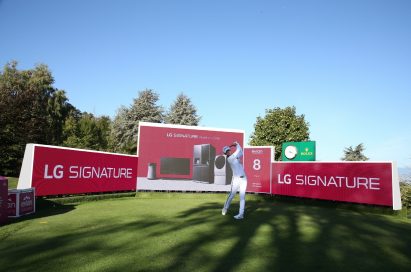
(0, 193, 410, 272)
(6, 176, 18, 189)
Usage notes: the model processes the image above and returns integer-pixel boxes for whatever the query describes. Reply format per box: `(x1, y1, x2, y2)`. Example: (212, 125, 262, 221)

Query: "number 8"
(253, 159, 261, 171)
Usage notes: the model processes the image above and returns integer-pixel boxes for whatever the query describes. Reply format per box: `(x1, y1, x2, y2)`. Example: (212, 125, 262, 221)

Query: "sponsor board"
(137, 122, 245, 192)
(18, 144, 138, 196)
(7, 192, 17, 217)
(272, 162, 401, 209)
(0, 177, 8, 224)
(8, 188, 36, 217)
(12, 126, 400, 210)
(282, 141, 316, 161)
(243, 147, 274, 194)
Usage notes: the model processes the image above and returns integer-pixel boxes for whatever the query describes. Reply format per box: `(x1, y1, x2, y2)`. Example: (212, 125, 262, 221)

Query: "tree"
(110, 106, 130, 153)
(95, 115, 112, 151)
(111, 89, 163, 154)
(249, 106, 310, 160)
(341, 143, 369, 161)
(47, 90, 76, 145)
(164, 93, 201, 125)
(0, 61, 67, 175)
(62, 113, 111, 151)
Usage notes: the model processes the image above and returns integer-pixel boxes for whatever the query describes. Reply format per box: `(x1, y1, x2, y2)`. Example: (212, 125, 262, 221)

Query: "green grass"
(1, 193, 410, 272)
(6, 176, 18, 189)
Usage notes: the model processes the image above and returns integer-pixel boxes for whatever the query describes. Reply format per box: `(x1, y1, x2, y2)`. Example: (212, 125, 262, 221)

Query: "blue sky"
(1, 0, 410, 167)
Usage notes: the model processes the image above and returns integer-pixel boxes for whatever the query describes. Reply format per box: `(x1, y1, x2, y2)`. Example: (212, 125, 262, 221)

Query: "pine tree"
(341, 143, 369, 161)
(164, 93, 201, 126)
(111, 89, 163, 154)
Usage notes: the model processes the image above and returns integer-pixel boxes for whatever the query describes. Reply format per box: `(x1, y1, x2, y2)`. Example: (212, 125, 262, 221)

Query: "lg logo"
(44, 164, 64, 179)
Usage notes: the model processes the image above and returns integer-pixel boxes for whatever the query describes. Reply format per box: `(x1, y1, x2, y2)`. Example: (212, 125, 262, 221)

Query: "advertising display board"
(7, 192, 17, 217)
(8, 188, 36, 217)
(272, 162, 401, 209)
(137, 122, 245, 192)
(243, 147, 274, 194)
(11, 124, 400, 210)
(0, 177, 8, 224)
(17, 144, 138, 196)
(282, 141, 316, 161)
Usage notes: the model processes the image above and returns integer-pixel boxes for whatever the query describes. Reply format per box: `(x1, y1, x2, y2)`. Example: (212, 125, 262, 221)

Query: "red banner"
(0, 177, 7, 224)
(244, 147, 273, 194)
(272, 162, 394, 206)
(7, 192, 17, 217)
(137, 122, 244, 191)
(19, 190, 35, 216)
(29, 145, 138, 196)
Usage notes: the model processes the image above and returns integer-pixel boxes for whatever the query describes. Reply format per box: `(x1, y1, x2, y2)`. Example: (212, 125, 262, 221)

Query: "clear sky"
(1, 0, 410, 167)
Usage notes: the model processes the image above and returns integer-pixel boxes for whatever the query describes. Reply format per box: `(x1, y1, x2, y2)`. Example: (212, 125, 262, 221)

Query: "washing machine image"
(214, 155, 232, 185)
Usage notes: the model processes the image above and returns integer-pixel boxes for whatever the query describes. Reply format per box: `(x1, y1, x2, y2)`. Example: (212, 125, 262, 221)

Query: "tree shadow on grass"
(4, 198, 76, 226)
(158, 198, 411, 272)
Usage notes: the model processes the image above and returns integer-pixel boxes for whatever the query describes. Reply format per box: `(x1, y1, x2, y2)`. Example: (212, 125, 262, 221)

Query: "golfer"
(221, 141, 247, 220)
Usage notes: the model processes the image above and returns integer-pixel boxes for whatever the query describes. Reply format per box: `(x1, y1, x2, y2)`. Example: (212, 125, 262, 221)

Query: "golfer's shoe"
(222, 208, 227, 216)
(234, 214, 244, 220)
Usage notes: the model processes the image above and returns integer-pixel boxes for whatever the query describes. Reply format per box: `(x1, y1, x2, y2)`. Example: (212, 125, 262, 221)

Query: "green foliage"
(62, 113, 111, 151)
(400, 181, 411, 210)
(249, 106, 310, 160)
(111, 89, 163, 154)
(110, 106, 131, 153)
(0, 61, 203, 173)
(6, 176, 18, 189)
(341, 143, 369, 161)
(164, 93, 201, 125)
(0, 61, 113, 175)
(47, 90, 76, 145)
(0, 61, 66, 175)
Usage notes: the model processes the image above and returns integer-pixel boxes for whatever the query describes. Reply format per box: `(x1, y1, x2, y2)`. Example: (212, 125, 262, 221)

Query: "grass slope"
(1, 193, 410, 272)
(6, 176, 18, 189)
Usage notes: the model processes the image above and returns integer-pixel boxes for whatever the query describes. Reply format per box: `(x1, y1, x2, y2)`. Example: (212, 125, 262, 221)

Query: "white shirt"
(227, 143, 246, 177)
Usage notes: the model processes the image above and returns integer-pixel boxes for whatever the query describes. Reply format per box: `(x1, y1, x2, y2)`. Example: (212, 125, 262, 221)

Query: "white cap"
(222, 146, 231, 154)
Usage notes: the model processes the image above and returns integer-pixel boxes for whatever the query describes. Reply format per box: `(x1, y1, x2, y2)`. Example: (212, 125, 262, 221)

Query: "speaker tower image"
(214, 155, 232, 185)
(192, 144, 216, 183)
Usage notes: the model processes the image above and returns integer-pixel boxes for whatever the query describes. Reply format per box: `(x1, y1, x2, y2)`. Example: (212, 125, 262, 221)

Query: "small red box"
(8, 188, 36, 218)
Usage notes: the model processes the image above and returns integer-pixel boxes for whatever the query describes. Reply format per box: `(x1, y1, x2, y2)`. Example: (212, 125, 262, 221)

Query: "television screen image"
(160, 157, 190, 175)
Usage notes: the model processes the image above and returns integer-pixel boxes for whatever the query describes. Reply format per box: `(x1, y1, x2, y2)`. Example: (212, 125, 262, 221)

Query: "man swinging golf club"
(221, 141, 247, 220)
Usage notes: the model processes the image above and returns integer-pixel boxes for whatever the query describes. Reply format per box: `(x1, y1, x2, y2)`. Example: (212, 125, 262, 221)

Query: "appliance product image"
(160, 157, 190, 175)
(192, 144, 216, 183)
(214, 155, 232, 185)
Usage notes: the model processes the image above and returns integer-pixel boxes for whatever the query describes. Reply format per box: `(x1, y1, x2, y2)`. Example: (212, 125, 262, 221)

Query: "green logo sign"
(282, 141, 316, 161)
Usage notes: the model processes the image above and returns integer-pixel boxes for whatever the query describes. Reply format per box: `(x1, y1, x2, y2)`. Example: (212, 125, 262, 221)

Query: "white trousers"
(223, 176, 247, 215)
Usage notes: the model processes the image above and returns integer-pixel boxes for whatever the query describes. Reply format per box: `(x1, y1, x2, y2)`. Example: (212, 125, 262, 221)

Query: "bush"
(400, 181, 411, 210)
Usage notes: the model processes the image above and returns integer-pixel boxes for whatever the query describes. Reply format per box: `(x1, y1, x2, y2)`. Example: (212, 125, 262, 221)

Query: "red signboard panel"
(137, 123, 244, 191)
(8, 192, 17, 217)
(0, 177, 8, 224)
(32, 146, 138, 196)
(272, 162, 393, 206)
(244, 147, 272, 194)
(19, 190, 35, 216)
